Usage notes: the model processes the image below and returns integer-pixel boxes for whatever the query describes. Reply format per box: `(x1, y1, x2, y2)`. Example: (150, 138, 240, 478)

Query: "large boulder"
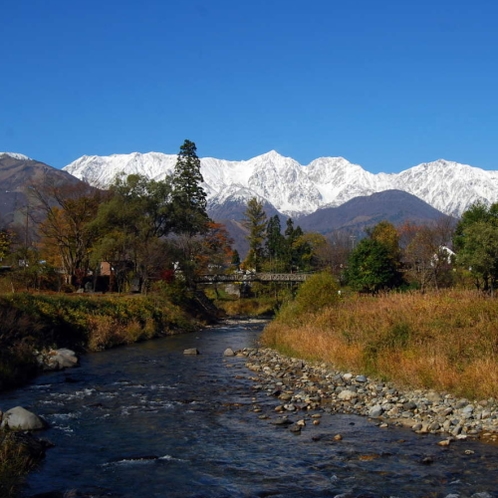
(1, 406, 47, 430)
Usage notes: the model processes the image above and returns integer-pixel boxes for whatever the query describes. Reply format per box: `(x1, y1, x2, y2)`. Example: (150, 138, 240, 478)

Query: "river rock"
(272, 417, 293, 426)
(369, 404, 384, 418)
(242, 346, 498, 439)
(223, 348, 235, 357)
(1, 406, 47, 430)
(183, 348, 200, 355)
(37, 348, 79, 371)
(338, 389, 357, 401)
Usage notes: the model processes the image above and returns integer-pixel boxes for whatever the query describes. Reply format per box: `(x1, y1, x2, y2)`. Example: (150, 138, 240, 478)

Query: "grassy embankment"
(0, 289, 211, 391)
(262, 273, 498, 401)
(213, 295, 276, 317)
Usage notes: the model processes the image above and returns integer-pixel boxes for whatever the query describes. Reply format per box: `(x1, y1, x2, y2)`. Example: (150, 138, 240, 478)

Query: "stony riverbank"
(233, 347, 498, 444)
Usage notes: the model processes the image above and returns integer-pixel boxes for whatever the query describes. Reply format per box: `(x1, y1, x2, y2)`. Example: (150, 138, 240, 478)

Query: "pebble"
(231, 346, 498, 440)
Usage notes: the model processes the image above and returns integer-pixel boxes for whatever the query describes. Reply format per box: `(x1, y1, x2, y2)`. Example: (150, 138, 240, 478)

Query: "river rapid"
(1, 319, 498, 498)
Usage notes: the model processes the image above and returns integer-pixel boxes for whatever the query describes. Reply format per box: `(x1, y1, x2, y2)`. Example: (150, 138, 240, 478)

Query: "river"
(1, 319, 498, 497)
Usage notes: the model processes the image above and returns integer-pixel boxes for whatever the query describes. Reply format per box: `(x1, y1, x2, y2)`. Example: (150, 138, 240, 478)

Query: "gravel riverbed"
(233, 347, 498, 444)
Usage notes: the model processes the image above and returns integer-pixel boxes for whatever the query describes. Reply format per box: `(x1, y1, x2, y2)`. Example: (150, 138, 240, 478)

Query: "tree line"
(339, 202, 498, 294)
(0, 139, 497, 295)
(242, 198, 498, 295)
(0, 140, 232, 293)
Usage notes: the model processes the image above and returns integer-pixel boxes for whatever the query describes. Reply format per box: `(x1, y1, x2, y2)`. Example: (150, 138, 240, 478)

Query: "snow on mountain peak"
(253, 150, 285, 161)
(0, 152, 32, 160)
(62, 151, 498, 218)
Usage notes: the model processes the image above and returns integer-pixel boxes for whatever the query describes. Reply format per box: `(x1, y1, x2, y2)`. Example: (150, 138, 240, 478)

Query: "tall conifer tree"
(265, 215, 285, 270)
(243, 197, 267, 271)
(171, 139, 210, 236)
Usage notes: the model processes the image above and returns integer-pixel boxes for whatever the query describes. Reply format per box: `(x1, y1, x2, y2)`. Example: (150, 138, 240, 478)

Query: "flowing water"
(1, 319, 498, 498)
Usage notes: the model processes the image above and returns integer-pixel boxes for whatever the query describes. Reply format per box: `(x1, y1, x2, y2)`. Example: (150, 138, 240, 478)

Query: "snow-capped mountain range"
(62, 150, 498, 218)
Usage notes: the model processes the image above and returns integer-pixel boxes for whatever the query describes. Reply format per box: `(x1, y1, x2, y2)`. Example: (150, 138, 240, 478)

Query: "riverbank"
(0, 289, 219, 497)
(262, 288, 498, 401)
(250, 285, 498, 442)
(0, 290, 217, 391)
(237, 346, 498, 443)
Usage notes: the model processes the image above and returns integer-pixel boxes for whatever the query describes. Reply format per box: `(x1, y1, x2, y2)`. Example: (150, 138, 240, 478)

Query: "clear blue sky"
(2, 0, 497, 173)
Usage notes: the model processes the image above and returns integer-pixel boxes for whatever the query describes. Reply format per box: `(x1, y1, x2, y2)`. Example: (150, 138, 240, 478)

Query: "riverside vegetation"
(263, 272, 498, 402)
(0, 283, 214, 391)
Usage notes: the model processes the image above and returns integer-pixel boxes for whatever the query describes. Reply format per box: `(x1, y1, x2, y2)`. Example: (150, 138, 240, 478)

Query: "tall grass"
(262, 289, 498, 400)
(0, 430, 43, 498)
(214, 296, 276, 317)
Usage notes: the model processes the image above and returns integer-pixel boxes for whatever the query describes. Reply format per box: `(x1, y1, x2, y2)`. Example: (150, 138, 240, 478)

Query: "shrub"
(277, 271, 339, 324)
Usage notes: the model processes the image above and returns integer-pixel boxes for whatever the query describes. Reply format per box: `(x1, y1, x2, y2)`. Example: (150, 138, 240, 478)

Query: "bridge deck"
(196, 272, 311, 283)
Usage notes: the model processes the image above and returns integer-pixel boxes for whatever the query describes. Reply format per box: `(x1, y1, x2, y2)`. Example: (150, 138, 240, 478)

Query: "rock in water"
(1, 406, 47, 430)
(37, 348, 79, 371)
(183, 348, 200, 355)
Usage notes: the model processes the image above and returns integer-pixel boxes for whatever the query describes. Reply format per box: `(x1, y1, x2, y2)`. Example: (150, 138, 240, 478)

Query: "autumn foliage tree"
(403, 217, 455, 291)
(195, 221, 234, 274)
(33, 182, 105, 287)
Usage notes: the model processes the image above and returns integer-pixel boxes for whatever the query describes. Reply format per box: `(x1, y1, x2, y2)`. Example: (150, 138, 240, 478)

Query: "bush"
(277, 271, 340, 324)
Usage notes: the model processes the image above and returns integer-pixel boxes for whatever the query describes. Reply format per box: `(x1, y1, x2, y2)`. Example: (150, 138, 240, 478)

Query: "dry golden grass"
(215, 297, 275, 317)
(262, 290, 498, 400)
(0, 431, 39, 498)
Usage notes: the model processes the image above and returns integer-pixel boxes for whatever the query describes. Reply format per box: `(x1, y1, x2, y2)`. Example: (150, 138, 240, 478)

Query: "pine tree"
(243, 197, 267, 271)
(284, 218, 307, 271)
(171, 139, 210, 236)
(231, 249, 241, 270)
(265, 215, 286, 270)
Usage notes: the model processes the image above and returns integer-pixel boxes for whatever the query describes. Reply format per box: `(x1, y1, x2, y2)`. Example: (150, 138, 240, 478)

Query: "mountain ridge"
(0, 152, 456, 258)
(62, 151, 498, 218)
(0, 152, 86, 229)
